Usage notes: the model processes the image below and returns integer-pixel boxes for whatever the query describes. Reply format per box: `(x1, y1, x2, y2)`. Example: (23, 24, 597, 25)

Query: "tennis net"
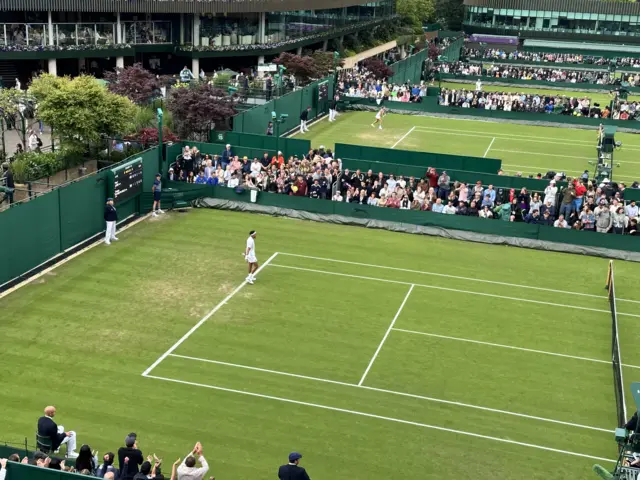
(607, 260, 627, 427)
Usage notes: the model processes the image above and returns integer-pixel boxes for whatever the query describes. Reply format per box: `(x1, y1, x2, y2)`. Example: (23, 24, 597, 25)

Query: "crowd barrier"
(211, 131, 310, 158)
(335, 143, 502, 174)
(341, 96, 640, 130)
(388, 49, 429, 85)
(341, 158, 567, 192)
(440, 72, 640, 94)
(232, 77, 335, 135)
(164, 183, 640, 258)
(0, 147, 161, 287)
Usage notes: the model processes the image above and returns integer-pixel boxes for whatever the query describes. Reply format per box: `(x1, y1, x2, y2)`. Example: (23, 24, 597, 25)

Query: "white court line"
(358, 284, 414, 386)
(144, 374, 615, 463)
(412, 125, 640, 151)
(494, 149, 592, 161)
(483, 137, 496, 158)
(268, 264, 640, 319)
(141, 251, 279, 377)
(167, 353, 613, 433)
(391, 126, 415, 149)
(277, 252, 640, 304)
(392, 328, 640, 370)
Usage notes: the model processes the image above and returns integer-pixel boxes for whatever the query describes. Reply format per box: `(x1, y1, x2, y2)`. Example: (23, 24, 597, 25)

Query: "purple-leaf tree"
(166, 83, 237, 140)
(104, 63, 160, 105)
(362, 58, 394, 80)
(274, 52, 320, 84)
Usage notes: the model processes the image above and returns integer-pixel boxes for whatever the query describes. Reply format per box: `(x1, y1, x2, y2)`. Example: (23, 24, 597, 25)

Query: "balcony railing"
(122, 21, 172, 44)
(54, 23, 116, 46)
(0, 22, 172, 48)
(1, 24, 48, 47)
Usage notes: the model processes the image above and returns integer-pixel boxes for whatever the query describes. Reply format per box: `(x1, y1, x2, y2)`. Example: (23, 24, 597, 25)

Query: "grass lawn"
(298, 112, 640, 184)
(2, 208, 639, 479)
(438, 81, 640, 107)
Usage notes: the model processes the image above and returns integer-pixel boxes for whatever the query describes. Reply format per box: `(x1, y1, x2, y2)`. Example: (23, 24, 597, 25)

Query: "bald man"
(104, 473, 115, 480)
(37, 406, 78, 458)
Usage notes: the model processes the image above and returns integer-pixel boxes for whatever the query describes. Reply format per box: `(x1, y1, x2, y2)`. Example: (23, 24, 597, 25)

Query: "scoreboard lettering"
(110, 157, 143, 205)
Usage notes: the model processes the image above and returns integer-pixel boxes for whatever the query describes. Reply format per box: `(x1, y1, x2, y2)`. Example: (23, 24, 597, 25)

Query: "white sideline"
(358, 284, 414, 386)
(144, 373, 615, 463)
(391, 126, 415, 149)
(141, 251, 279, 377)
(277, 252, 640, 304)
(392, 328, 640, 370)
(494, 149, 592, 161)
(411, 125, 640, 151)
(166, 353, 613, 433)
(267, 263, 640, 318)
(0, 213, 149, 299)
(483, 137, 496, 158)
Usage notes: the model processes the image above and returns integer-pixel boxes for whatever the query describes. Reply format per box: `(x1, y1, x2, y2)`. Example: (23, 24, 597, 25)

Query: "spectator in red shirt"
(425, 167, 438, 190)
(574, 180, 587, 212)
(271, 151, 285, 168)
(292, 176, 307, 196)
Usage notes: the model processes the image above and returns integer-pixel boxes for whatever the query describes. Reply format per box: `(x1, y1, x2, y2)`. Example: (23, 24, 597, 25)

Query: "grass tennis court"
(2, 209, 640, 479)
(299, 112, 640, 184)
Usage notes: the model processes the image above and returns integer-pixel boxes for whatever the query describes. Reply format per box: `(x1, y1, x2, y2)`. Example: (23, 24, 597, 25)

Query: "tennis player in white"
(244, 230, 258, 284)
(371, 107, 386, 130)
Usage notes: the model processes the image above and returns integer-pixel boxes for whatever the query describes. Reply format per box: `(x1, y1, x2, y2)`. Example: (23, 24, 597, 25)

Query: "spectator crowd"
(0, 405, 312, 480)
(442, 61, 618, 85)
(170, 143, 640, 235)
(437, 87, 638, 120)
(463, 48, 640, 69)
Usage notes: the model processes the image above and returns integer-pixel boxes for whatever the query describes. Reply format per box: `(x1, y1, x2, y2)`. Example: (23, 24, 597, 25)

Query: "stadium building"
(0, 0, 394, 85)
(463, 0, 640, 44)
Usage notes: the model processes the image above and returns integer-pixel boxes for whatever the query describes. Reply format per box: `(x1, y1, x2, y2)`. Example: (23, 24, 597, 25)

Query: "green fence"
(232, 77, 335, 135)
(170, 184, 640, 254)
(0, 147, 160, 287)
(440, 72, 640, 94)
(388, 49, 429, 85)
(5, 462, 86, 480)
(341, 96, 640, 130)
(335, 143, 502, 173)
(439, 36, 465, 63)
(212, 132, 311, 158)
(341, 158, 566, 192)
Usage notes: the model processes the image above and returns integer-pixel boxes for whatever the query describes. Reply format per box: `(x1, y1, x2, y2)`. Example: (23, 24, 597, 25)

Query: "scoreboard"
(109, 157, 143, 205)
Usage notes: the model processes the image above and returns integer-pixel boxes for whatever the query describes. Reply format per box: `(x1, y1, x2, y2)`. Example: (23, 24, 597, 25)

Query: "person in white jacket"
(544, 180, 558, 206)
(177, 442, 209, 480)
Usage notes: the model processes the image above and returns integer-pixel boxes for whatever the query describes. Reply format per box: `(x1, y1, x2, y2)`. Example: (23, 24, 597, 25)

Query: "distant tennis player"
(244, 230, 258, 284)
(371, 107, 386, 130)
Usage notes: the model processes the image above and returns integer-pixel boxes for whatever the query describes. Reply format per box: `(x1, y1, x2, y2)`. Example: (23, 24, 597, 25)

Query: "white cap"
(278, 151, 282, 154)
(226, 144, 231, 148)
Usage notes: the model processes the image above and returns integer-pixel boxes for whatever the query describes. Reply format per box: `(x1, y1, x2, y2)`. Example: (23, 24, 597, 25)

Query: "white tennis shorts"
(247, 255, 257, 264)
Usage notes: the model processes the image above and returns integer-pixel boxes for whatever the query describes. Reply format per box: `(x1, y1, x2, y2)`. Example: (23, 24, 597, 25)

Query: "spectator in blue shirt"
(206, 175, 218, 186)
(195, 172, 207, 184)
(481, 194, 493, 209)
(483, 184, 496, 204)
(221, 144, 233, 168)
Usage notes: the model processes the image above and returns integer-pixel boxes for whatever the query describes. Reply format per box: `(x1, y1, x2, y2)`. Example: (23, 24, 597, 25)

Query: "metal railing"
(122, 21, 172, 44)
(1, 23, 48, 47)
(54, 23, 117, 46)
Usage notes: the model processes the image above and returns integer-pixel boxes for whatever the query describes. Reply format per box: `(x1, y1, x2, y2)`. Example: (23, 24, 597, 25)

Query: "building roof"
(464, 0, 640, 16)
(0, 0, 369, 13)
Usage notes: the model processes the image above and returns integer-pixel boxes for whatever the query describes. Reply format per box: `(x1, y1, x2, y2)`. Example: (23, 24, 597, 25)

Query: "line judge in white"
(244, 230, 259, 284)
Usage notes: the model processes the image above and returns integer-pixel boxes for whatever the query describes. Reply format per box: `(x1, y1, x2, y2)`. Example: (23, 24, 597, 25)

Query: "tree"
(435, 0, 465, 30)
(29, 74, 136, 146)
(428, 42, 440, 61)
(127, 126, 179, 149)
(166, 82, 236, 141)
(274, 52, 320, 84)
(311, 51, 343, 76)
(396, 0, 436, 33)
(362, 58, 394, 80)
(104, 63, 160, 105)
